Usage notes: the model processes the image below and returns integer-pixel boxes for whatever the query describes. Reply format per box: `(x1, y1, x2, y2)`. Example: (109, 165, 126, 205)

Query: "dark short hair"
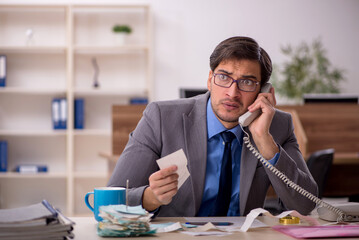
(209, 36, 272, 85)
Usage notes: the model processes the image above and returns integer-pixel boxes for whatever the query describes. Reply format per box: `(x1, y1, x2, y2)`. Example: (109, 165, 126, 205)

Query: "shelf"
(0, 172, 67, 179)
(74, 172, 108, 179)
(0, 87, 66, 95)
(74, 129, 110, 136)
(0, 129, 67, 136)
(74, 88, 147, 97)
(74, 45, 148, 54)
(0, 46, 66, 54)
(72, 4, 149, 10)
(0, 5, 67, 10)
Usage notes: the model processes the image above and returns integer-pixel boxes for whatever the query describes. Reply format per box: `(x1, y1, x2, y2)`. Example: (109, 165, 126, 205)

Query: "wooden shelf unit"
(0, 4, 152, 216)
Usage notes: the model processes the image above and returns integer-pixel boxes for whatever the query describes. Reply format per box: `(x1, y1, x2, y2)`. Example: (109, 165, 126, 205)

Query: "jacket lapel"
(183, 92, 209, 215)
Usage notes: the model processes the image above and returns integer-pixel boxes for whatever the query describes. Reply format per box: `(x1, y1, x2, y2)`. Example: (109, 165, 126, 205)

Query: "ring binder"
(0, 141, 8, 172)
(0, 55, 6, 87)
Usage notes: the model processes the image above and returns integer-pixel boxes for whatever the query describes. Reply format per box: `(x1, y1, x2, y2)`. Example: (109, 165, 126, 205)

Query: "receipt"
(240, 208, 320, 232)
(156, 149, 190, 189)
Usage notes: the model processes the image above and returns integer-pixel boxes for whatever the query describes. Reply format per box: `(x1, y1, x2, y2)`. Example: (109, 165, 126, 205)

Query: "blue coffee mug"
(85, 187, 126, 221)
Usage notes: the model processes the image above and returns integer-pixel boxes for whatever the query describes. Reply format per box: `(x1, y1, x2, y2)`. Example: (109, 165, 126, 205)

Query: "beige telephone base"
(317, 202, 359, 222)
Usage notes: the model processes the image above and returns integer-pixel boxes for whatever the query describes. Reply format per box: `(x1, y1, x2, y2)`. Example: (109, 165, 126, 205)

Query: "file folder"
(52, 98, 67, 130)
(59, 98, 67, 129)
(0, 55, 6, 87)
(15, 164, 48, 173)
(0, 141, 8, 172)
(52, 98, 61, 129)
(74, 98, 84, 129)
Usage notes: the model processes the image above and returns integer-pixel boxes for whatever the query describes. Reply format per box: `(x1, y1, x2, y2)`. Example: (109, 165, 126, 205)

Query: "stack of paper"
(97, 205, 156, 237)
(0, 200, 74, 240)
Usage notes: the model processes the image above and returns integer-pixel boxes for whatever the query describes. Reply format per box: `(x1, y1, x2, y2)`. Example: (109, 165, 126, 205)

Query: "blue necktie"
(212, 131, 235, 216)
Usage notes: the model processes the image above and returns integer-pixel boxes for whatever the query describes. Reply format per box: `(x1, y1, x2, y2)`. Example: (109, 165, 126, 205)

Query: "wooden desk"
(71, 216, 348, 240)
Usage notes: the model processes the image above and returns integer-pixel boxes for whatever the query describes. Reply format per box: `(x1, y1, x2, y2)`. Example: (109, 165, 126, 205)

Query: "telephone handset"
(238, 82, 272, 127)
(238, 83, 359, 222)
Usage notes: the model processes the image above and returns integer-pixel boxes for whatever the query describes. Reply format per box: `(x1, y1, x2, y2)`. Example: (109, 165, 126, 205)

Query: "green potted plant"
(112, 24, 132, 45)
(272, 39, 345, 104)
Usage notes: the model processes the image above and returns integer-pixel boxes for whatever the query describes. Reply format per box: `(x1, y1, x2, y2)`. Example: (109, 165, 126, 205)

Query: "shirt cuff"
(268, 149, 280, 165)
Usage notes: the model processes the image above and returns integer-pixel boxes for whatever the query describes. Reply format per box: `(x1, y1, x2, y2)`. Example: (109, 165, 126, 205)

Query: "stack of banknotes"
(97, 205, 156, 237)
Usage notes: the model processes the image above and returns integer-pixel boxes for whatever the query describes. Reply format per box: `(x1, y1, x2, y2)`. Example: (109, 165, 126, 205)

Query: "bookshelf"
(0, 4, 153, 216)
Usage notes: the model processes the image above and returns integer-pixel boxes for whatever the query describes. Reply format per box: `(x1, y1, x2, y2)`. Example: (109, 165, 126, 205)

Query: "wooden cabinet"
(0, 4, 152, 216)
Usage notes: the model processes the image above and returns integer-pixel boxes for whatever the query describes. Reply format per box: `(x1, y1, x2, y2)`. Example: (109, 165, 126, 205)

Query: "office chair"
(306, 148, 335, 199)
(264, 148, 334, 214)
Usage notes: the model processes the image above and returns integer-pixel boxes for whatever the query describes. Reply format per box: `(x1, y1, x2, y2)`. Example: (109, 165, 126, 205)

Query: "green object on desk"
(97, 222, 157, 237)
(97, 204, 156, 237)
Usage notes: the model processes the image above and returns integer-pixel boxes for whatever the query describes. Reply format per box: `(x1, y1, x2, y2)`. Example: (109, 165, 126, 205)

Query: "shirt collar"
(206, 97, 243, 141)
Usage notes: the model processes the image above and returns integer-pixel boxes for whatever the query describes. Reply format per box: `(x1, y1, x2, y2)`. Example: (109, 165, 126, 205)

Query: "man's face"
(207, 59, 261, 129)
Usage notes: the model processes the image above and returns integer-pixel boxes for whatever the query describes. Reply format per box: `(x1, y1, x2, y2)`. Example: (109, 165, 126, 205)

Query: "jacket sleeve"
(107, 102, 162, 206)
(264, 111, 318, 215)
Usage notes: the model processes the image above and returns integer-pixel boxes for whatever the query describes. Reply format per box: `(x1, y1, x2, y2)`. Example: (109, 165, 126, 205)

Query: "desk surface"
(71, 216, 349, 240)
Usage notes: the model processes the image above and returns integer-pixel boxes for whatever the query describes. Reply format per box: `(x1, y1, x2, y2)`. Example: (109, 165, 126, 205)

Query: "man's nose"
(226, 82, 241, 97)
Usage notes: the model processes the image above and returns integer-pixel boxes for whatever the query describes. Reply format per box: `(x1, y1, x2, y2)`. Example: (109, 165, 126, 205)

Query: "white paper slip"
(156, 149, 190, 189)
(239, 208, 321, 232)
(185, 216, 267, 232)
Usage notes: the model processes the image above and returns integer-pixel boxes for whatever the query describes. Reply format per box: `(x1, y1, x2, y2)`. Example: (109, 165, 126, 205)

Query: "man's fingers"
(151, 165, 177, 180)
(150, 172, 179, 189)
(151, 180, 178, 198)
(147, 165, 180, 205)
(248, 91, 275, 112)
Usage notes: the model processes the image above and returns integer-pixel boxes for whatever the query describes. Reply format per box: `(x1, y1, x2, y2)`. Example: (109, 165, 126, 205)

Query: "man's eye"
(243, 79, 253, 86)
(219, 75, 228, 80)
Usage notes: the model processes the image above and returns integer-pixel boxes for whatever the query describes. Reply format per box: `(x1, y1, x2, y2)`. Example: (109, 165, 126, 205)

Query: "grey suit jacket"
(108, 92, 317, 216)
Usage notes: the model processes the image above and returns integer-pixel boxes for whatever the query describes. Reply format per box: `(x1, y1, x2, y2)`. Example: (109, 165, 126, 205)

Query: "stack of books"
(97, 204, 156, 237)
(0, 200, 74, 240)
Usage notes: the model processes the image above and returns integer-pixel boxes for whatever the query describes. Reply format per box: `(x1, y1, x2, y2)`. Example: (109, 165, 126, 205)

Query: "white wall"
(3, 0, 359, 101)
(152, 0, 359, 101)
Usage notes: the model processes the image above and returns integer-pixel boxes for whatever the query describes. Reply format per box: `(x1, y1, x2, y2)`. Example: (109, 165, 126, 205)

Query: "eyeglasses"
(213, 73, 259, 92)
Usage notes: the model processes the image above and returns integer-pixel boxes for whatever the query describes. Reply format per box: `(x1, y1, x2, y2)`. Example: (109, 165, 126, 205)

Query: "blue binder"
(59, 98, 67, 129)
(0, 55, 6, 87)
(74, 98, 84, 129)
(52, 98, 67, 130)
(0, 141, 8, 172)
(130, 97, 148, 105)
(52, 98, 61, 129)
(15, 164, 48, 173)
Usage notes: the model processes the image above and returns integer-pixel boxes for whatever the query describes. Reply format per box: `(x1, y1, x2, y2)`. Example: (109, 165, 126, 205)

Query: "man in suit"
(108, 36, 317, 217)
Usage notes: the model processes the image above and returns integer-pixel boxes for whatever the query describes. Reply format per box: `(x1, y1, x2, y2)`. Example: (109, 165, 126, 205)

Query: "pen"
(185, 222, 233, 226)
(126, 179, 129, 211)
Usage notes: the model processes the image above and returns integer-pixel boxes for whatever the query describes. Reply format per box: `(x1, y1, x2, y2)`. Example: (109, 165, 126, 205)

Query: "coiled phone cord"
(241, 127, 346, 222)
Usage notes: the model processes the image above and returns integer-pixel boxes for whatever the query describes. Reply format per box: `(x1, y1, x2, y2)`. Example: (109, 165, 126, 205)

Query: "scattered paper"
(184, 222, 221, 232)
(240, 208, 320, 232)
(147, 208, 323, 236)
(181, 222, 232, 236)
(151, 222, 183, 233)
(156, 149, 190, 188)
(185, 216, 267, 232)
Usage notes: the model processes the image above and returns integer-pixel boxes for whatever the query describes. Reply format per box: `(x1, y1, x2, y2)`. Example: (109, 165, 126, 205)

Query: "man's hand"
(142, 165, 179, 211)
(247, 87, 279, 159)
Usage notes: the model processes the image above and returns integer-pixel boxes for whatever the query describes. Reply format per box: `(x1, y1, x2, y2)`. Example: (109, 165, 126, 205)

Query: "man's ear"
(207, 70, 213, 91)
